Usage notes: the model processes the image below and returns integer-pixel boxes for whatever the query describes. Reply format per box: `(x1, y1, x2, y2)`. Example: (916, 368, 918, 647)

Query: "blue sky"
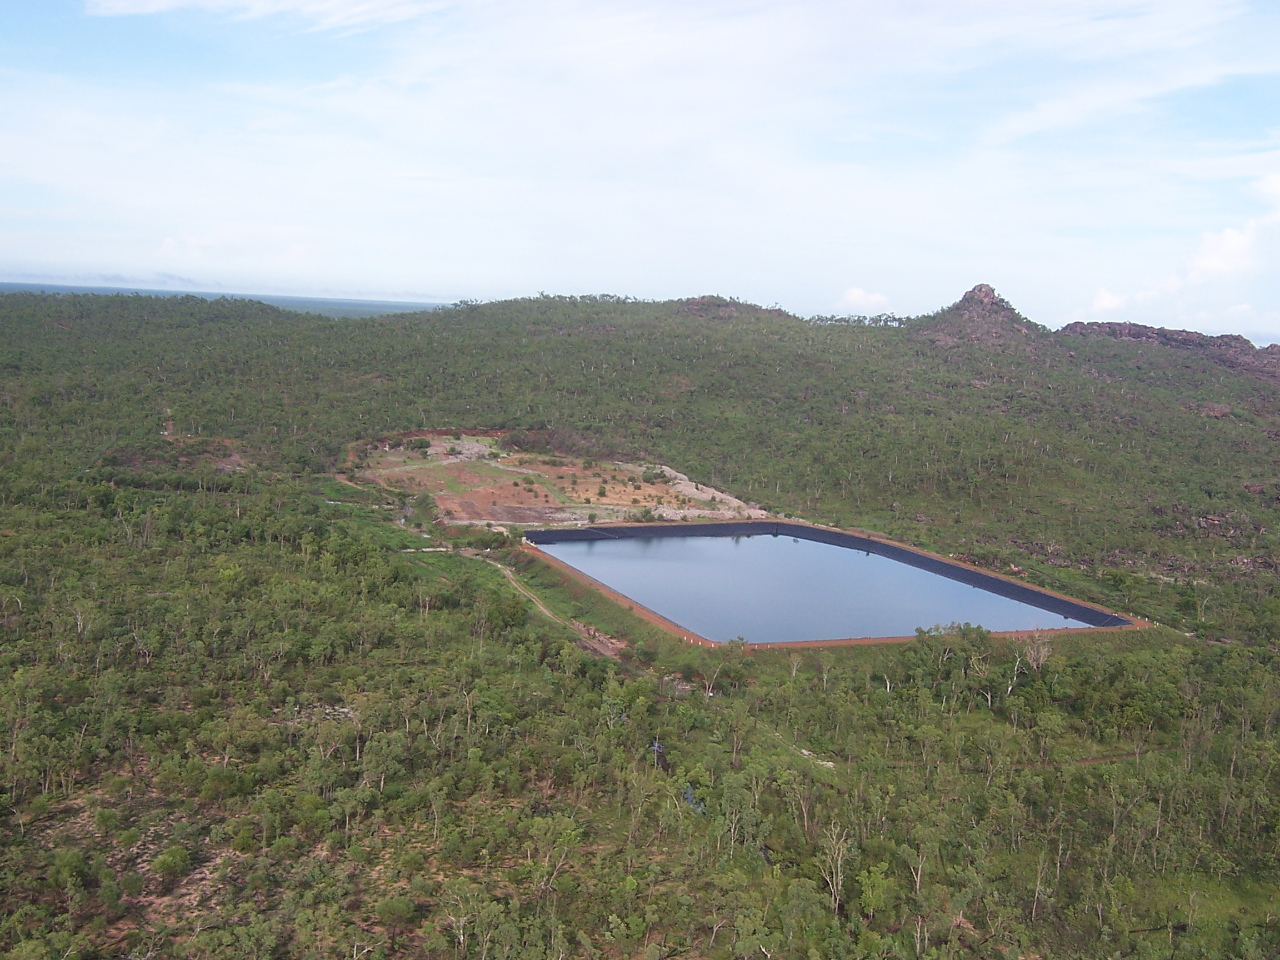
(2, 1, 1278, 341)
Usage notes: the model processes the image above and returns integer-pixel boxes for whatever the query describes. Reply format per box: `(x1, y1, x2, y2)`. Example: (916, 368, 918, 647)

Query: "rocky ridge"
(1059, 320, 1280, 387)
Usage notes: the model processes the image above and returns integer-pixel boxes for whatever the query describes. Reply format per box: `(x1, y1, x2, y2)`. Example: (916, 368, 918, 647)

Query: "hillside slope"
(1, 289, 1278, 959)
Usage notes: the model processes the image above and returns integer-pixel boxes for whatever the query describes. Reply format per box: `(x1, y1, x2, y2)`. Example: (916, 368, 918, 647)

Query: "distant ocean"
(0, 281, 445, 318)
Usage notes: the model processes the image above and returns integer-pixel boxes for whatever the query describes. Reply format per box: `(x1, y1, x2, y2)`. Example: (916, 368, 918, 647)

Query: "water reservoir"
(527, 523, 1128, 644)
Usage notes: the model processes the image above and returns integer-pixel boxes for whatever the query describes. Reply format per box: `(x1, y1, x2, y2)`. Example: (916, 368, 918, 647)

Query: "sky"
(1, 1, 1278, 341)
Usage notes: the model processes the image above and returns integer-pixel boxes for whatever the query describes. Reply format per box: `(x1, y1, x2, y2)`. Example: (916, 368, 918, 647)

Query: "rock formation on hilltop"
(913, 283, 1045, 348)
(1060, 320, 1280, 387)
(958, 283, 1010, 313)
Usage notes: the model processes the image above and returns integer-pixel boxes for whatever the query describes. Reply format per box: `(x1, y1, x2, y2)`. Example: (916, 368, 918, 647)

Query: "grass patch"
(311, 476, 390, 505)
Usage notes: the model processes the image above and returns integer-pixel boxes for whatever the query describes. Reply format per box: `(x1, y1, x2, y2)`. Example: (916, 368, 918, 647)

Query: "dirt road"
(465, 552, 627, 659)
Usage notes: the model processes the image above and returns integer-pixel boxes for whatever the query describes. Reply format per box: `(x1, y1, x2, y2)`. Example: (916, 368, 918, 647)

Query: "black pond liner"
(524, 520, 1131, 630)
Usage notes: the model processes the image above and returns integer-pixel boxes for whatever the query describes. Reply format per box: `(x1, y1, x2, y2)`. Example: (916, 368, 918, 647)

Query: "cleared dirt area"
(352, 431, 766, 526)
(154, 420, 247, 473)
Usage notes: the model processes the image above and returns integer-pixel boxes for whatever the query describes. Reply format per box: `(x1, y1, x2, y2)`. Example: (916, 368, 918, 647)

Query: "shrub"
(151, 845, 192, 880)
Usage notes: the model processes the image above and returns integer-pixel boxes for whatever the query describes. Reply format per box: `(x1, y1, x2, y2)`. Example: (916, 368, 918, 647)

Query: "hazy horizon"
(6, 277, 1280, 347)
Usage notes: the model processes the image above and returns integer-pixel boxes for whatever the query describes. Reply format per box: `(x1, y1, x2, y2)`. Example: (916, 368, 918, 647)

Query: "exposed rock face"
(1059, 321, 1280, 386)
(915, 283, 1043, 348)
(681, 295, 739, 320)
(1059, 320, 1254, 351)
(964, 283, 1001, 307)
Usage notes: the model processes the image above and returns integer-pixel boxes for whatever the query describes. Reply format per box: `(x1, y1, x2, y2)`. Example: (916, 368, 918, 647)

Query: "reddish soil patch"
(571, 621, 628, 658)
(359, 441, 760, 525)
(440, 498, 567, 523)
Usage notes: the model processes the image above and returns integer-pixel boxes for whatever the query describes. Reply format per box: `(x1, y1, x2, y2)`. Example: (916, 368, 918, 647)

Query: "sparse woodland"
(1, 290, 1278, 958)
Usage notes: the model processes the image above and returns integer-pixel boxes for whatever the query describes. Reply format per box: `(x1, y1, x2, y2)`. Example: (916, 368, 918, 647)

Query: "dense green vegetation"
(1, 291, 1278, 958)
(6, 289, 1277, 637)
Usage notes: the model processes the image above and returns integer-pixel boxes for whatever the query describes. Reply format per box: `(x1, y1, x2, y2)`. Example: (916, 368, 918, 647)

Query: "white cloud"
(838, 287, 889, 311)
(1092, 288, 1127, 311)
(1187, 222, 1259, 282)
(1257, 172, 1280, 200)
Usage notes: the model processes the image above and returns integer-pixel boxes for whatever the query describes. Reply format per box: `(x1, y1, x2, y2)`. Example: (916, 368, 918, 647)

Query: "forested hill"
(1, 288, 1279, 959)
(4, 286, 1278, 638)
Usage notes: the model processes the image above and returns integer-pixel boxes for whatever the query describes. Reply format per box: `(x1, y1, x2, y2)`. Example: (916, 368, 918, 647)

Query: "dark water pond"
(539, 533, 1092, 643)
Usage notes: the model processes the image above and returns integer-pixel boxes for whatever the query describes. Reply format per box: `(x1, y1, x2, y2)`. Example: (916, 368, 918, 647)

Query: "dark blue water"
(540, 534, 1090, 643)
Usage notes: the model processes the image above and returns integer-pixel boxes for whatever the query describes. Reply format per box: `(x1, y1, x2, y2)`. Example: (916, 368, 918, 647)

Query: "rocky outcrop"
(678, 295, 794, 322)
(960, 283, 1008, 312)
(913, 284, 1045, 348)
(1059, 321, 1280, 386)
(1059, 320, 1254, 351)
